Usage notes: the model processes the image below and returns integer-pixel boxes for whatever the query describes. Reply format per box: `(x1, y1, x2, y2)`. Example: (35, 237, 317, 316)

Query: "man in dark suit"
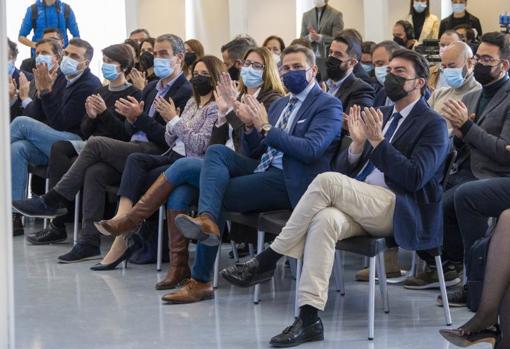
(407, 32, 510, 297)
(161, 45, 342, 304)
(326, 33, 375, 111)
(13, 34, 192, 263)
(221, 49, 449, 347)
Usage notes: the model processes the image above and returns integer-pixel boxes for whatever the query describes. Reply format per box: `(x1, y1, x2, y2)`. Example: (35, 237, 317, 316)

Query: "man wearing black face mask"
(221, 38, 253, 81)
(326, 33, 375, 112)
(406, 33, 510, 302)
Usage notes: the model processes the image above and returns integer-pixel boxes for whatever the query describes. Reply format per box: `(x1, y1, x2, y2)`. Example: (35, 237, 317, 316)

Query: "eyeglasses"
(473, 55, 501, 66)
(243, 60, 265, 71)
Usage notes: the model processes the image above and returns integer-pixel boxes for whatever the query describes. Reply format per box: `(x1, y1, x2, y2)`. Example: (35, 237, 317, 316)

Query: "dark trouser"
(198, 145, 292, 221)
(52, 136, 162, 247)
(117, 151, 183, 203)
(417, 170, 477, 267)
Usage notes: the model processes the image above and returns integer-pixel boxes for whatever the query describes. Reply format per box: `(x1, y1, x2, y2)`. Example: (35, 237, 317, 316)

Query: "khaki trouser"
(271, 172, 396, 310)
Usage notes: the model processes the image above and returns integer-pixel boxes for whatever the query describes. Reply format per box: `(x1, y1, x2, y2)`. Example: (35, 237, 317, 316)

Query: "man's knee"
(205, 144, 232, 163)
(11, 141, 30, 159)
(312, 172, 345, 191)
(309, 207, 344, 236)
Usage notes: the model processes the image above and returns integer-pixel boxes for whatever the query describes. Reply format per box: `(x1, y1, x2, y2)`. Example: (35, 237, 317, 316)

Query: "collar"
(482, 74, 509, 95)
(391, 96, 421, 120)
(327, 71, 352, 90)
(66, 71, 85, 87)
(156, 72, 183, 92)
(290, 80, 316, 102)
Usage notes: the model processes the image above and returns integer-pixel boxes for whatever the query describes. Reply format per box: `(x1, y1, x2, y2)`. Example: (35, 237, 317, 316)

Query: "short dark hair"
(124, 38, 141, 58)
(282, 44, 315, 66)
(140, 37, 155, 51)
(454, 24, 477, 41)
(361, 41, 376, 55)
(263, 35, 286, 52)
(334, 33, 362, 60)
(290, 38, 312, 49)
(103, 44, 134, 76)
(35, 38, 63, 58)
(391, 48, 429, 94)
(130, 28, 150, 38)
(69, 38, 94, 61)
(43, 27, 63, 40)
(221, 38, 254, 62)
(7, 38, 18, 59)
(395, 20, 415, 41)
(373, 40, 402, 57)
(156, 34, 185, 56)
(480, 32, 510, 61)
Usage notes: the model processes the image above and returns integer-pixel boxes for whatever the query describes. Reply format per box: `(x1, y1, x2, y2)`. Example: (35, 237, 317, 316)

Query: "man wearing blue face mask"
(371, 40, 402, 108)
(7, 38, 33, 119)
(428, 41, 481, 133)
(439, 0, 482, 38)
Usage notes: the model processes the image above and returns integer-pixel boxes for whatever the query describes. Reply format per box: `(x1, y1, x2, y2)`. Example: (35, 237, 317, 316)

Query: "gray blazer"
(459, 78, 510, 178)
(300, 5, 344, 59)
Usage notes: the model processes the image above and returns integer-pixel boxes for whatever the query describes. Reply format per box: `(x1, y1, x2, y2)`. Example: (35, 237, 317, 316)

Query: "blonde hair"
(238, 47, 286, 95)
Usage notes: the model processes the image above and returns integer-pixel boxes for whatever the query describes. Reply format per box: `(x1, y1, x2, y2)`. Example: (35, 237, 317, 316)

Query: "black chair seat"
(224, 212, 260, 229)
(28, 165, 49, 179)
(105, 185, 119, 195)
(336, 236, 389, 257)
(258, 210, 292, 234)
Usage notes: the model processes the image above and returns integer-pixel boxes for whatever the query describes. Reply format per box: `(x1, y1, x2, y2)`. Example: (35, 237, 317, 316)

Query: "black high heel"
(439, 324, 500, 348)
(90, 234, 142, 271)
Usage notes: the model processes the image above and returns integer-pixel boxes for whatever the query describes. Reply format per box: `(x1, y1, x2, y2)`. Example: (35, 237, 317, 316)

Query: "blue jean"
(163, 157, 219, 283)
(10, 116, 81, 201)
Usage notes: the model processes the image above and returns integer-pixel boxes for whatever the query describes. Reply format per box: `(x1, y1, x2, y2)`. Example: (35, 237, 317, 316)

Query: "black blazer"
(127, 73, 193, 150)
(335, 73, 375, 111)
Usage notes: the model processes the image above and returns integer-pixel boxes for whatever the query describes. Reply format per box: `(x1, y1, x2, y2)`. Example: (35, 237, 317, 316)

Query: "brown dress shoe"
(175, 213, 220, 246)
(95, 175, 173, 237)
(355, 247, 402, 282)
(155, 210, 191, 290)
(161, 278, 214, 304)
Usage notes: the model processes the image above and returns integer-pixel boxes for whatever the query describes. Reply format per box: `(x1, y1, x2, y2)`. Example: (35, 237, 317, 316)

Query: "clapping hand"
(360, 107, 384, 147)
(18, 72, 30, 101)
(243, 94, 269, 131)
(442, 99, 471, 129)
(129, 68, 147, 90)
(154, 96, 179, 123)
(8, 77, 17, 100)
(114, 96, 145, 123)
(85, 94, 107, 118)
(233, 100, 254, 129)
(216, 72, 238, 114)
(347, 105, 367, 154)
(33, 62, 57, 93)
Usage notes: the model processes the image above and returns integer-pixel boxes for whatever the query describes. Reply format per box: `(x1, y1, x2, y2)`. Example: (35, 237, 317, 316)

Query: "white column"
(0, 0, 15, 346)
(228, 0, 248, 38)
(125, 0, 139, 36)
(363, 0, 389, 42)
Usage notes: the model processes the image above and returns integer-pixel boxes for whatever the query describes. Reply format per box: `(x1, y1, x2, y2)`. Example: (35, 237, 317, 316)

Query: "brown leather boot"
(355, 247, 402, 282)
(175, 213, 220, 244)
(155, 210, 191, 290)
(95, 175, 173, 237)
(161, 278, 214, 304)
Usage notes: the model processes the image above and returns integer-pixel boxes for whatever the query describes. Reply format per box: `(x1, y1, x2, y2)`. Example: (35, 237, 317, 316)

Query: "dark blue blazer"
(130, 73, 192, 150)
(333, 98, 449, 251)
(242, 84, 343, 207)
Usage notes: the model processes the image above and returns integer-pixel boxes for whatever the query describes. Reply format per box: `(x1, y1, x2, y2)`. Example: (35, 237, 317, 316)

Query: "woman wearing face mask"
(128, 38, 157, 91)
(408, 0, 440, 44)
(263, 35, 286, 66)
(92, 55, 223, 270)
(94, 48, 285, 291)
(393, 20, 418, 50)
(439, 0, 482, 38)
(183, 39, 205, 80)
(26, 44, 143, 245)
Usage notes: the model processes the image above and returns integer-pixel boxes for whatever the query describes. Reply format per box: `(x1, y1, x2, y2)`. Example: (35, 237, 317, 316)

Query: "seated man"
(429, 30, 462, 91)
(371, 40, 402, 107)
(428, 41, 481, 132)
(13, 34, 192, 263)
(222, 49, 449, 347)
(166, 44, 343, 303)
(8, 38, 33, 119)
(325, 33, 375, 111)
(10, 38, 101, 235)
(406, 32, 510, 290)
(20, 27, 65, 73)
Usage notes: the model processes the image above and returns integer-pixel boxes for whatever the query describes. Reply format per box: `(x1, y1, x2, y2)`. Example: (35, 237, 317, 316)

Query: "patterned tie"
(355, 112, 403, 182)
(254, 97, 299, 173)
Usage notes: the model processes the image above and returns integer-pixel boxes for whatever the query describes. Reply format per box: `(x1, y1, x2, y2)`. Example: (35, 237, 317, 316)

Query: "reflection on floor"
(14, 223, 489, 349)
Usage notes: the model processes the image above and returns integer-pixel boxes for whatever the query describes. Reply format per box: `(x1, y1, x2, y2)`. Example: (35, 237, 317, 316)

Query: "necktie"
(254, 97, 299, 173)
(355, 112, 403, 182)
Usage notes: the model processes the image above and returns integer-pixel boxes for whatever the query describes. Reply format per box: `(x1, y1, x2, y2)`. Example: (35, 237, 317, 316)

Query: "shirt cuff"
(21, 98, 32, 109)
(459, 119, 474, 136)
(165, 116, 181, 134)
(347, 145, 362, 164)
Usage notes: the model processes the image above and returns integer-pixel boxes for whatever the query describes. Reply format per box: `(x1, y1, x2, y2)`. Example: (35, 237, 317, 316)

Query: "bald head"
(441, 41, 474, 72)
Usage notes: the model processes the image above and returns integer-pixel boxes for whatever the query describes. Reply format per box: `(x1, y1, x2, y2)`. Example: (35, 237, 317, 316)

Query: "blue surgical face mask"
(60, 56, 81, 77)
(413, 1, 428, 13)
(374, 65, 388, 85)
(443, 67, 466, 88)
(452, 3, 465, 14)
(282, 69, 310, 95)
(154, 58, 175, 79)
(35, 54, 54, 71)
(240, 66, 264, 88)
(7, 60, 15, 76)
(361, 63, 374, 74)
(102, 63, 120, 81)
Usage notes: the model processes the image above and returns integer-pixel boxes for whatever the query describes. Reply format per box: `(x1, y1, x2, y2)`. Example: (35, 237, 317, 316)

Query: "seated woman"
(440, 208, 510, 348)
(91, 55, 225, 270)
(26, 43, 141, 245)
(263, 35, 285, 65)
(95, 47, 285, 293)
(183, 39, 205, 80)
(130, 37, 158, 91)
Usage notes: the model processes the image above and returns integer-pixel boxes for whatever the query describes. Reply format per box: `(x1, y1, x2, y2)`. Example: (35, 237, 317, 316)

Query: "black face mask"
(228, 65, 240, 81)
(184, 52, 197, 67)
(473, 62, 500, 86)
(326, 56, 349, 81)
(139, 51, 154, 71)
(393, 36, 407, 47)
(191, 75, 213, 96)
(384, 73, 411, 102)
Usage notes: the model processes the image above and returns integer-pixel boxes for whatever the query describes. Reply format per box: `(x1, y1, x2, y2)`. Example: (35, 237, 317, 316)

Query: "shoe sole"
(26, 237, 67, 245)
(57, 255, 102, 264)
(13, 206, 67, 219)
(175, 216, 220, 246)
(404, 278, 462, 290)
(94, 222, 112, 237)
(162, 294, 214, 304)
(270, 334, 324, 348)
(439, 331, 497, 347)
(436, 299, 467, 308)
(221, 270, 274, 288)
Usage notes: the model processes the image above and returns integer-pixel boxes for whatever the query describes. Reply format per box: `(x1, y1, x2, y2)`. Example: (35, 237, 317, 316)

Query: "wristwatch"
(261, 123, 272, 137)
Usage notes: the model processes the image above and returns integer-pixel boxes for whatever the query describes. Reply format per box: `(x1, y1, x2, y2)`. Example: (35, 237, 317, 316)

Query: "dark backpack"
(30, 1, 70, 32)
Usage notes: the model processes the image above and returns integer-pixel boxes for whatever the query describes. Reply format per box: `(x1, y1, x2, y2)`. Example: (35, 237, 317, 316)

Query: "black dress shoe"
(221, 257, 275, 287)
(13, 197, 67, 219)
(26, 222, 67, 245)
(270, 318, 324, 348)
(58, 243, 101, 264)
(12, 214, 24, 236)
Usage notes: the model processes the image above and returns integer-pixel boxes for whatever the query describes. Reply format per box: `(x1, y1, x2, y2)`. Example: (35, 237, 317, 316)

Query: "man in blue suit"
(163, 44, 343, 304)
(221, 49, 449, 347)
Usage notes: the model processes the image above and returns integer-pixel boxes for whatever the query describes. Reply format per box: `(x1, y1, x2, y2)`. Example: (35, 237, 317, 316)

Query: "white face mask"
(272, 53, 281, 65)
(313, 0, 326, 7)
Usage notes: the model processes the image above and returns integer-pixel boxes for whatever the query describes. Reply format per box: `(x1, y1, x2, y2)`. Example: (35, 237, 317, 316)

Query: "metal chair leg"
(73, 191, 80, 245)
(230, 240, 240, 262)
(377, 252, 390, 314)
(333, 250, 345, 295)
(43, 178, 49, 229)
(156, 206, 164, 272)
(213, 244, 221, 289)
(253, 230, 265, 304)
(435, 255, 452, 326)
(368, 256, 376, 340)
(294, 258, 302, 318)
(248, 243, 255, 257)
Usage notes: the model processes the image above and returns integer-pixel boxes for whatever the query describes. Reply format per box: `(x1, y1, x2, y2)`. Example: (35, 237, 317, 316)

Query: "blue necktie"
(254, 97, 299, 173)
(355, 112, 403, 182)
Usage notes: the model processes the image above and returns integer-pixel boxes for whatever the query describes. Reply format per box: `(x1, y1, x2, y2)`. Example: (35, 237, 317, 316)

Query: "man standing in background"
(301, 0, 344, 80)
